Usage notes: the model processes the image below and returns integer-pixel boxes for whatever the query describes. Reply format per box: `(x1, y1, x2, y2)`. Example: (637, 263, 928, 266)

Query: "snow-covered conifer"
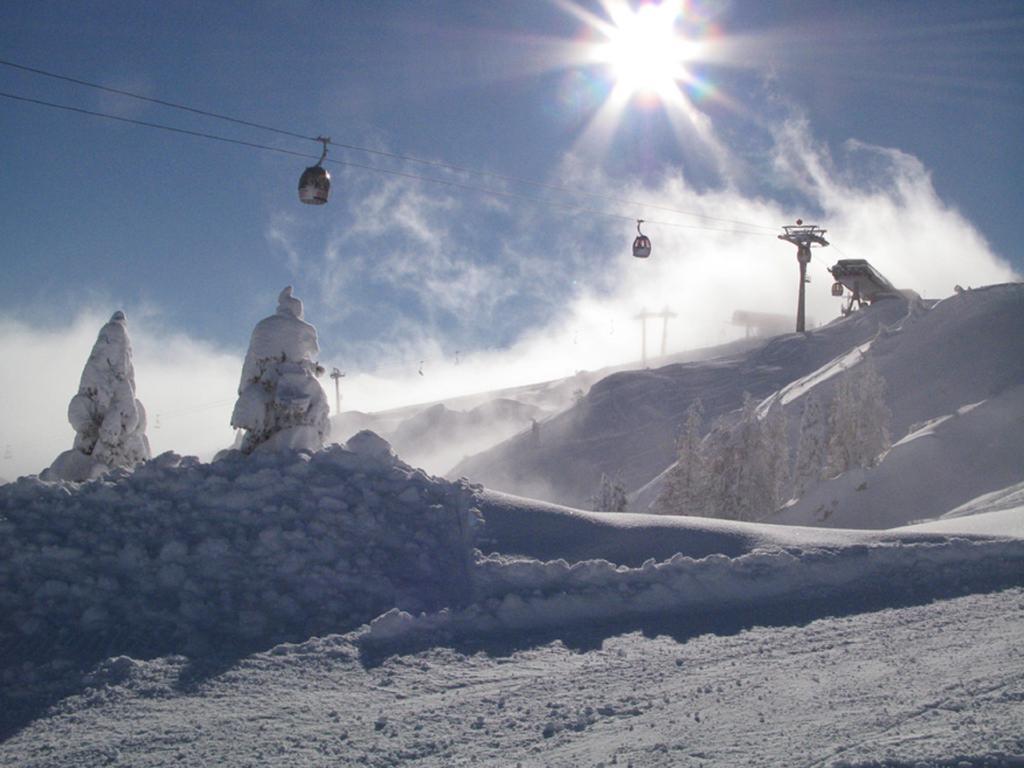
(700, 394, 788, 521)
(591, 472, 628, 512)
(230, 287, 331, 454)
(827, 355, 892, 475)
(793, 392, 827, 498)
(654, 399, 705, 515)
(855, 355, 892, 466)
(763, 402, 791, 508)
(42, 311, 151, 481)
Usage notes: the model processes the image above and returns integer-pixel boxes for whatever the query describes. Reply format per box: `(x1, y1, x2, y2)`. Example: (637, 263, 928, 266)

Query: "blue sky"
(1, 0, 1021, 474)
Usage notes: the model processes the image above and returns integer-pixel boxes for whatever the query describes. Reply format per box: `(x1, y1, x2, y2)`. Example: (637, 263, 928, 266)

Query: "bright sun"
(599, 3, 695, 101)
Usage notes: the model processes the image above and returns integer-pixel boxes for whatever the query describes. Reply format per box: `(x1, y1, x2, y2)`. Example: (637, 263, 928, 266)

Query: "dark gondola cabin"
(298, 164, 330, 205)
(632, 219, 651, 258)
(299, 136, 332, 205)
(832, 281, 844, 297)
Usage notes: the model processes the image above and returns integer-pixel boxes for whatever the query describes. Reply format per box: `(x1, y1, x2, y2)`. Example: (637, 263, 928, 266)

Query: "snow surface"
(3, 588, 1022, 767)
(3, 434, 1023, 762)
(772, 383, 1024, 529)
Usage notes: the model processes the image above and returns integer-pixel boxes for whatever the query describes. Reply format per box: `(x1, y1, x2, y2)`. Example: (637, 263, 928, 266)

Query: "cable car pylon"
(778, 219, 829, 332)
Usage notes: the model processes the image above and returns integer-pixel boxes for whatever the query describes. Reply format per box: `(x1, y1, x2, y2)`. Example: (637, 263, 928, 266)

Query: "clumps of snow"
(41, 311, 150, 482)
(0, 438, 480, 668)
(230, 287, 330, 454)
(359, 537, 1024, 648)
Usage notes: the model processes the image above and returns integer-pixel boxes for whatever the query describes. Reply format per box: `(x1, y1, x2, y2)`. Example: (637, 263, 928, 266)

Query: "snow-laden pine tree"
(701, 393, 789, 521)
(792, 392, 827, 498)
(230, 287, 331, 454)
(42, 311, 151, 481)
(654, 399, 705, 515)
(826, 354, 892, 475)
(591, 472, 628, 512)
(762, 401, 791, 508)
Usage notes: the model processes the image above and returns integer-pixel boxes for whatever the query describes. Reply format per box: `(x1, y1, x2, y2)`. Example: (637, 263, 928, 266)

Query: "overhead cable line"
(0, 89, 768, 236)
(0, 57, 777, 233)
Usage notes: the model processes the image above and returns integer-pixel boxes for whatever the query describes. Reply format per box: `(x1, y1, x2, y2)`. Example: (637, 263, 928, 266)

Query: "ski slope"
(2, 432, 1023, 764)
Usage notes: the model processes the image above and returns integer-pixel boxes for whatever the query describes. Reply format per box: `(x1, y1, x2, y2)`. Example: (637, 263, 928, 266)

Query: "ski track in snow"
(2, 588, 1022, 767)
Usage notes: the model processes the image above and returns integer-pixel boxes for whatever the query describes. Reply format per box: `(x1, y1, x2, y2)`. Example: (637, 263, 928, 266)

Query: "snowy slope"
(452, 297, 912, 507)
(895, 479, 1024, 537)
(771, 383, 1024, 529)
(3, 588, 1021, 768)
(331, 337, 763, 478)
(766, 284, 1024, 529)
(4, 435, 1023, 747)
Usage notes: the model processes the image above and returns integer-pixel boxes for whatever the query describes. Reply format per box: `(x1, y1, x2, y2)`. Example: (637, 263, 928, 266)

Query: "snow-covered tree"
(654, 399, 705, 515)
(591, 472, 628, 512)
(762, 401, 791, 508)
(701, 394, 789, 521)
(42, 311, 150, 481)
(230, 287, 330, 454)
(792, 392, 827, 498)
(826, 355, 892, 475)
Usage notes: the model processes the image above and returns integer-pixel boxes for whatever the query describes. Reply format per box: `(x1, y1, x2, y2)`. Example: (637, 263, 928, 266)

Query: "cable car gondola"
(831, 281, 844, 297)
(632, 219, 651, 258)
(299, 137, 331, 205)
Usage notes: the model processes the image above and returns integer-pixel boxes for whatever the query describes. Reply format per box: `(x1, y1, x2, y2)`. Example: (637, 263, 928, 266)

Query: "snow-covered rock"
(230, 287, 330, 454)
(41, 311, 150, 482)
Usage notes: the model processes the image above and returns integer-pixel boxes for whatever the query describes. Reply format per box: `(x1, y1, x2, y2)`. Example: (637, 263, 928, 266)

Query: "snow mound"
(0, 440, 479, 670)
(360, 538, 1024, 649)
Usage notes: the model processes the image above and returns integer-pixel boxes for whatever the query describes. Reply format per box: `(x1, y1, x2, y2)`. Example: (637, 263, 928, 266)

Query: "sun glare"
(599, 3, 695, 102)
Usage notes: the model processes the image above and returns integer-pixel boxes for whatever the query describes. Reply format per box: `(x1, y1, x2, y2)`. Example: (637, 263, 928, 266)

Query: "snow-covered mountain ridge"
(456, 284, 1024, 522)
(451, 295, 914, 506)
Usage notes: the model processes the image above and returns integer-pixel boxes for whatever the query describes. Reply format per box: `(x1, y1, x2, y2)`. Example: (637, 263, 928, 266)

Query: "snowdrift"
(0, 439, 478, 730)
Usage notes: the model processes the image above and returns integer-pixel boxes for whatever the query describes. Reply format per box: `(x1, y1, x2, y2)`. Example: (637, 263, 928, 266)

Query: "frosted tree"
(762, 401, 791, 508)
(792, 392, 827, 498)
(855, 355, 892, 466)
(230, 286, 331, 454)
(42, 311, 151, 481)
(826, 355, 892, 475)
(591, 472, 628, 512)
(701, 394, 789, 521)
(654, 399, 705, 515)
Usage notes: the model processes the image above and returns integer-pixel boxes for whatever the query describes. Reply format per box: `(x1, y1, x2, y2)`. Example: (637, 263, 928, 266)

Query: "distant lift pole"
(778, 220, 829, 333)
(330, 368, 346, 414)
(634, 307, 678, 367)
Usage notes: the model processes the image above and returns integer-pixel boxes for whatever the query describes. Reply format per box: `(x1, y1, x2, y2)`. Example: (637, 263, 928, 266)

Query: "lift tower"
(778, 220, 829, 333)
